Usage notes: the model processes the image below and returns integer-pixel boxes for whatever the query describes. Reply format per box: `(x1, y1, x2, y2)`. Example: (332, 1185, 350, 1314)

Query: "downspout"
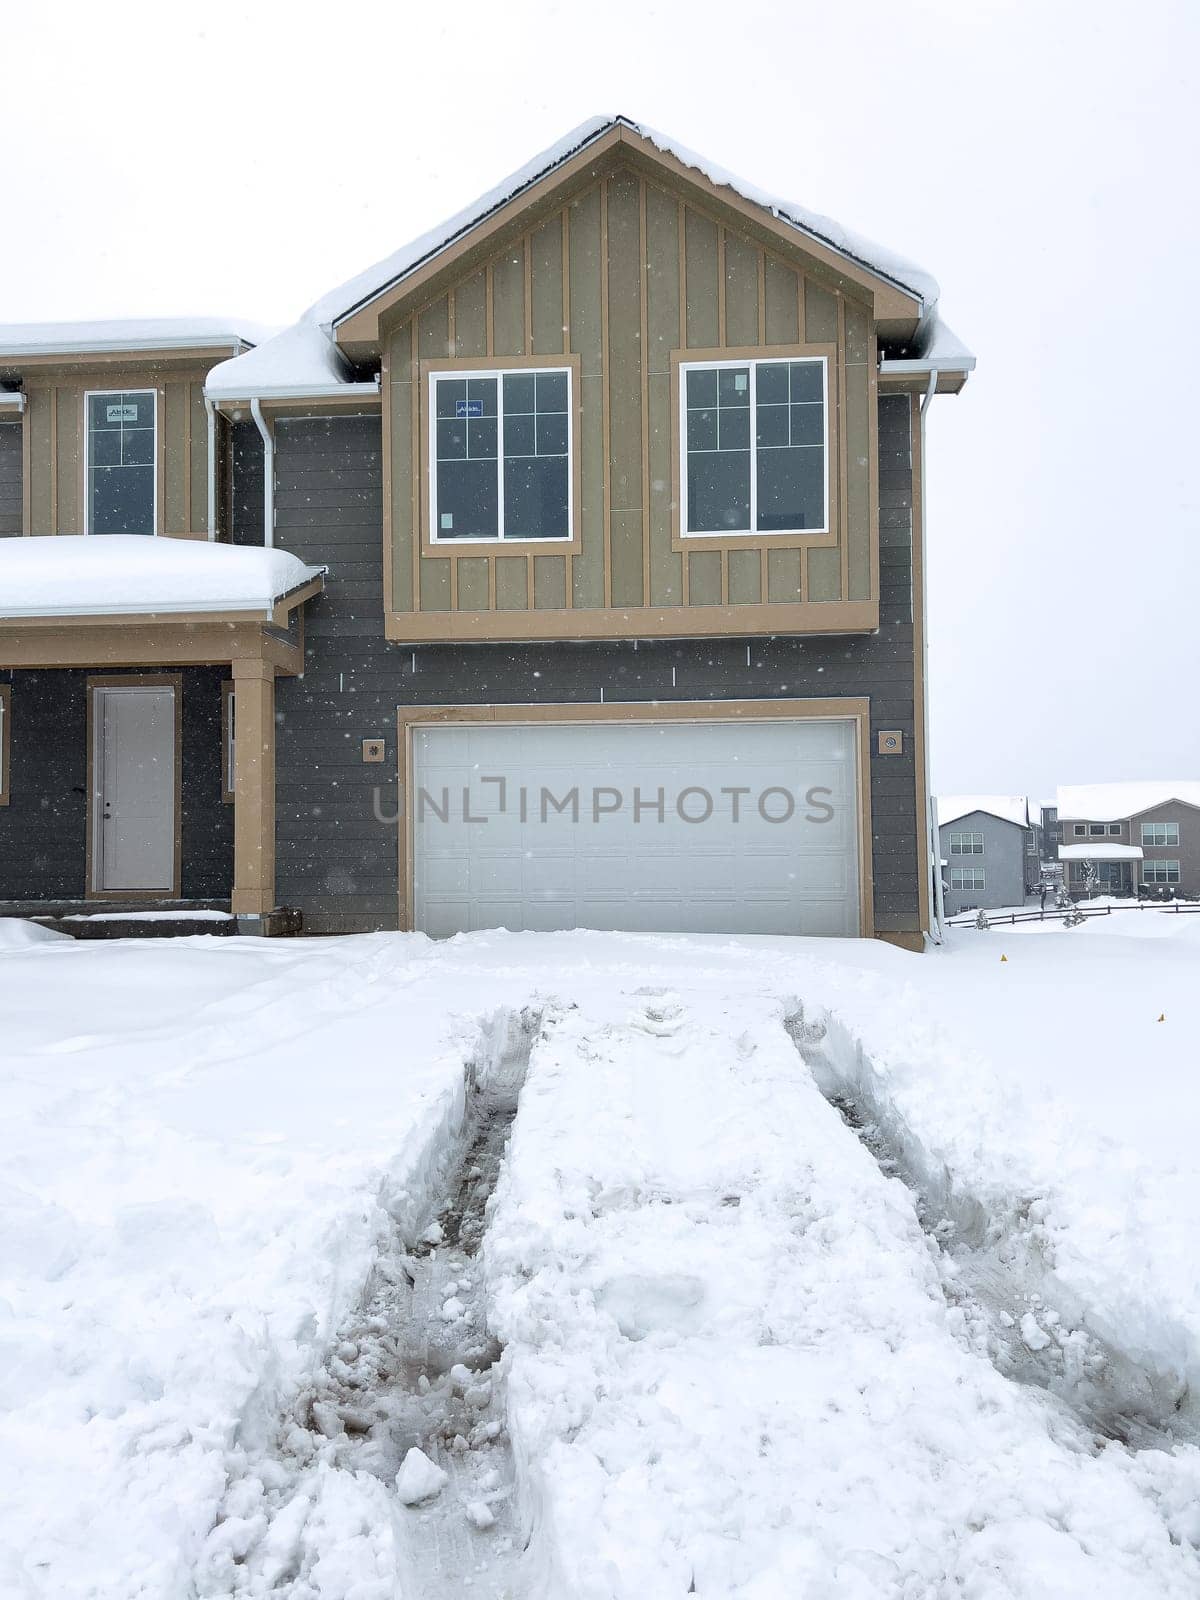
(250, 398, 275, 549)
(919, 368, 946, 943)
(204, 397, 218, 540)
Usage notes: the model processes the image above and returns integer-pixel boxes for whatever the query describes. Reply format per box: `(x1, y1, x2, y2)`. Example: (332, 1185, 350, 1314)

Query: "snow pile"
(1, 922, 1198, 1595)
(0, 535, 324, 617)
(0, 917, 70, 948)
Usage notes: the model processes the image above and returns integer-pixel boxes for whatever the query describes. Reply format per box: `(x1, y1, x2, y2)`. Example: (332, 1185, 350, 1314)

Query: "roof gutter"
(920, 369, 945, 946)
(250, 398, 275, 550)
(206, 378, 381, 405)
(879, 355, 977, 378)
(0, 336, 257, 360)
(0, 390, 26, 414)
(204, 397, 218, 541)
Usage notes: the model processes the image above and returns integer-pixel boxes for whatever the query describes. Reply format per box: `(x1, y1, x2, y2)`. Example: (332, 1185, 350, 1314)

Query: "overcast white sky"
(4, 0, 1197, 804)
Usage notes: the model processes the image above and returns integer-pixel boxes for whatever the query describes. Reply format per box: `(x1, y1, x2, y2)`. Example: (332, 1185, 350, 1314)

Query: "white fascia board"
(878, 354, 977, 375)
(0, 336, 255, 359)
(0, 392, 25, 413)
(0, 600, 278, 620)
(206, 379, 382, 404)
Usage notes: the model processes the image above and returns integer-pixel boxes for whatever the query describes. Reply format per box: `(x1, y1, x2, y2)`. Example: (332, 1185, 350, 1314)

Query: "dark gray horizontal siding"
(268, 401, 919, 936)
(0, 667, 231, 900)
(0, 421, 21, 536)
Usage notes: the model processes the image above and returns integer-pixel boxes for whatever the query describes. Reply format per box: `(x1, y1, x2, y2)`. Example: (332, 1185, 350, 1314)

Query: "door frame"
(397, 697, 874, 938)
(86, 673, 183, 900)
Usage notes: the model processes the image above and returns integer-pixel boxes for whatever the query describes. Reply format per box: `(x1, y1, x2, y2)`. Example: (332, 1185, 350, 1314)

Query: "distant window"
(951, 866, 984, 892)
(1107, 823, 1121, 837)
(0, 683, 9, 805)
(1143, 859, 1180, 884)
(1026, 836, 1038, 854)
(1088, 823, 1106, 837)
(680, 357, 828, 536)
(1073, 823, 1086, 837)
(85, 390, 157, 534)
(948, 831, 984, 855)
(1141, 821, 1179, 847)
(429, 367, 571, 543)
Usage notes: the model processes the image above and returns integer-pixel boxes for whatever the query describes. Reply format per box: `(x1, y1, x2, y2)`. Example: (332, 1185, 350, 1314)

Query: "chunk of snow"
(1019, 1313, 1052, 1352)
(440, 1296, 466, 1321)
(464, 1500, 495, 1530)
(395, 1447, 448, 1506)
(0, 536, 324, 618)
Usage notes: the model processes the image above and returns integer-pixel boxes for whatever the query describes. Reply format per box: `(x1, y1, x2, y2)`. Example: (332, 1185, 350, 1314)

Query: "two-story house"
(936, 795, 1036, 916)
(1057, 782, 1200, 898)
(0, 117, 973, 946)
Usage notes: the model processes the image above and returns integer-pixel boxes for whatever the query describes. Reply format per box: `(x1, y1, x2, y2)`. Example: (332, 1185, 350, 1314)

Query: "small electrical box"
(877, 730, 904, 756)
(362, 738, 386, 764)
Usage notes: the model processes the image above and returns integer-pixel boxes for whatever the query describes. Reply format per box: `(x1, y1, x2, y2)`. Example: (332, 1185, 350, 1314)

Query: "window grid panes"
(86, 390, 156, 535)
(1143, 860, 1180, 883)
(950, 866, 985, 892)
(682, 357, 826, 536)
(1107, 823, 1121, 837)
(1073, 824, 1086, 836)
(1141, 822, 1179, 847)
(431, 367, 570, 542)
(1088, 823, 1106, 836)
(949, 831, 984, 855)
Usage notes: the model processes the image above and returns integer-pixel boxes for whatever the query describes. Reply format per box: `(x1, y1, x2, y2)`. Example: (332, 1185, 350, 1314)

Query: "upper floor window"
(85, 390, 156, 535)
(680, 357, 827, 537)
(429, 366, 571, 543)
(948, 830, 983, 855)
(1107, 823, 1121, 836)
(1088, 823, 1106, 837)
(1073, 824, 1086, 837)
(1141, 821, 1179, 847)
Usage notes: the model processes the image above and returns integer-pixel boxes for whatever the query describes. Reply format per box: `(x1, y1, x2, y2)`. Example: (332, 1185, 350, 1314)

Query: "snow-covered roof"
(209, 115, 949, 402)
(0, 317, 274, 361)
(1056, 782, 1200, 822)
(1058, 843, 1144, 862)
(936, 795, 1030, 830)
(0, 536, 324, 619)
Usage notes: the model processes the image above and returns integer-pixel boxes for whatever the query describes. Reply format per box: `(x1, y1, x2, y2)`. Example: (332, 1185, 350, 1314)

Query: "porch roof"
(0, 536, 324, 621)
(1058, 843, 1144, 861)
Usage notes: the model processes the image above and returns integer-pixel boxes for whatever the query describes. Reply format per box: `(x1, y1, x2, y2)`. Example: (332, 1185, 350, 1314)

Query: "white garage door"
(411, 716, 861, 938)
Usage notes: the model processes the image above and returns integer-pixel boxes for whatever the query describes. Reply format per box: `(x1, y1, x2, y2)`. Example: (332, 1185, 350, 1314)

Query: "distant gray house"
(1056, 783, 1200, 899)
(936, 795, 1036, 917)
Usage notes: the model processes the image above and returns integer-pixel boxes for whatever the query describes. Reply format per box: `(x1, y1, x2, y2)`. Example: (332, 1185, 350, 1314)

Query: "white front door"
(93, 685, 176, 894)
(411, 716, 861, 938)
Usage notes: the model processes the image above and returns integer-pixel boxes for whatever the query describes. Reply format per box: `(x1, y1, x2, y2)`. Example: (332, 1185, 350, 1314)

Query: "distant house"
(1056, 783, 1200, 898)
(936, 795, 1036, 916)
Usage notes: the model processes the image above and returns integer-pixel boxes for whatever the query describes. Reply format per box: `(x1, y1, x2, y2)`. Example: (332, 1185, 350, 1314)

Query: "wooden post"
(231, 655, 276, 917)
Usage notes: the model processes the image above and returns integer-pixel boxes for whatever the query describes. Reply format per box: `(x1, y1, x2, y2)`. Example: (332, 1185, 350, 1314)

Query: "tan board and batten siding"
(383, 168, 879, 642)
(20, 368, 210, 538)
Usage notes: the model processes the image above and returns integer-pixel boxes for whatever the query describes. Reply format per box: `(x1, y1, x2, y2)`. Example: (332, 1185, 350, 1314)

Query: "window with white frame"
(950, 866, 985, 892)
(1088, 823, 1106, 837)
(1141, 821, 1179, 847)
(680, 357, 827, 536)
(1143, 859, 1180, 883)
(429, 367, 571, 542)
(85, 390, 156, 534)
(1073, 823, 1086, 836)
(948, 831, 984, 855)
(1107, 823, 1121, 836)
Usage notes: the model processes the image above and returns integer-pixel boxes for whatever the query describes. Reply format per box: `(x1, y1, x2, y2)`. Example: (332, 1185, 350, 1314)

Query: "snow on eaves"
(936, 794, 1031, 830)
(0, 316, 275, 359)
(1057, 781, 1200, 822)
(208, 114, 947, 400)
(1058, 842, 1145, 861)
(0, 535, 324, 619)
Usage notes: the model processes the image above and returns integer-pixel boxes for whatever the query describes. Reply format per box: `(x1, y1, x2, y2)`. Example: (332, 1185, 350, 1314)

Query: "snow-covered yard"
(2, 914, 1199, 1597)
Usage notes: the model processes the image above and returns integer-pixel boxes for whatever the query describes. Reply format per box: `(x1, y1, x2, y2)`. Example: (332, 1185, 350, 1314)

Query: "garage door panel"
(412, 717, 861, 938)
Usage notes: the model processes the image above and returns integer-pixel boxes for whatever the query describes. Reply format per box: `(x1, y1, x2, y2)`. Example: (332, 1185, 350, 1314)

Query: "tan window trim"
(221, 680, 235, 803)
(670, 345, 838, 555)
(0, 683, 10, 806)
(419, 353, 583, 559)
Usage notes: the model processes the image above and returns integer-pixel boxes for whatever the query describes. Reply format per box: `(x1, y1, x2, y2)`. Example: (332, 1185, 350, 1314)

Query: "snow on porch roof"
(0, 536, 325, 619)
(1058, 843, 1144, 861)
(208, 114, 946, 401)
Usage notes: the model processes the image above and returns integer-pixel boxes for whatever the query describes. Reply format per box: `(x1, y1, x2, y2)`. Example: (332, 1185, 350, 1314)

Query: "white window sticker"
(734, 372, 748, 392)
(440, 512, 454, 530)
(106, 403, 139, 423)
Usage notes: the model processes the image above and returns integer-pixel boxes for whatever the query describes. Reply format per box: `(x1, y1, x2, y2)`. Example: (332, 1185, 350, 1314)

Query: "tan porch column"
(231, 655, 277, 917)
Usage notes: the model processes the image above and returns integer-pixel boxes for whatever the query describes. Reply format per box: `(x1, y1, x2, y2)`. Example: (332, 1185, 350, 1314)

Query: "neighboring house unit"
(1056, 782, 1200, 898)
(937, 794, 1036, 916)
(0, 117, 973, 946)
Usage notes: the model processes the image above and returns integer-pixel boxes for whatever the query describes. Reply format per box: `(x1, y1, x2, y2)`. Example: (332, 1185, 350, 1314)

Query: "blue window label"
(456, 400, 483, 418)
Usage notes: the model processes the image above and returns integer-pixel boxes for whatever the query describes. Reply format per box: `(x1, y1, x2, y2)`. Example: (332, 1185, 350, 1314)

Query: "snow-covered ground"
(1, 913, 1198, 1597)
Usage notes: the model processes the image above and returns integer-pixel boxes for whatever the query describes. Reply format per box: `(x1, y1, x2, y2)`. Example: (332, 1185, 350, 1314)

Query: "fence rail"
(947, 901, 1200, 929)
